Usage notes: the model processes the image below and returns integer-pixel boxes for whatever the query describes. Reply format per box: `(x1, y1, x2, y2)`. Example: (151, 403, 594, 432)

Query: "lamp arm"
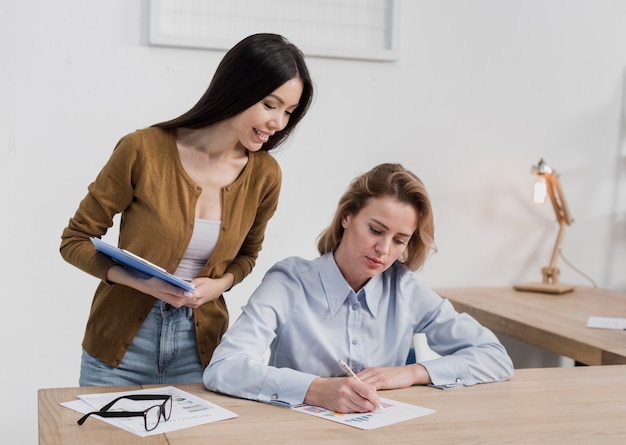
(542, 219, 568, 284)
(545, 173, 573, 226)
(542, 171, 572, 285)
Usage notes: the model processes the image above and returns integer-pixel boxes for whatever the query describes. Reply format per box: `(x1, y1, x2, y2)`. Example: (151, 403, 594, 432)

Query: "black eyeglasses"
(77, 394, 173, 431)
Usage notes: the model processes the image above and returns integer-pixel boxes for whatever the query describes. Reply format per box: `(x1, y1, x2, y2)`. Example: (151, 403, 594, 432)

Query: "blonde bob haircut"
(317, 163, 436, 271)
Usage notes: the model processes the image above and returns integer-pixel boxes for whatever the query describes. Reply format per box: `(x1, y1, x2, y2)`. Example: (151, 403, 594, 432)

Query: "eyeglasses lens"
(145, 405, 162, 431)
(163, 397, 173, 421)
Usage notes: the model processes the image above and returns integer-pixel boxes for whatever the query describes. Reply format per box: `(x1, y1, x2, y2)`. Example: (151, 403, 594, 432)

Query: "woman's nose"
(270, 112, 286, 131)
(375, 237, 391, 255)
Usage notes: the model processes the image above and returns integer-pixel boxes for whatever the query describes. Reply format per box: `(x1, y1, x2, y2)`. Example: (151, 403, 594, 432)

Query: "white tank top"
(174, 219, 220, 281)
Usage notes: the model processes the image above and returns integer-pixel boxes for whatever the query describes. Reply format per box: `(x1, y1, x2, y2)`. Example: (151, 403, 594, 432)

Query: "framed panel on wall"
(148, 0, 399, 61)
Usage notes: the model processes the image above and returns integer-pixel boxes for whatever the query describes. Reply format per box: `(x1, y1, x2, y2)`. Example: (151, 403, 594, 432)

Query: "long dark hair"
(317, 163, 436, 271)
(153, 33, 314, 151)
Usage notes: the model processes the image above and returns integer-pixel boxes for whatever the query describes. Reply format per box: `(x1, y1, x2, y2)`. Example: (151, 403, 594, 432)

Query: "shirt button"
(351, 339, 358, 345)
(456, 378, 462, 384)
(351, 304, 359, 311)
(271, 394, 278, 400)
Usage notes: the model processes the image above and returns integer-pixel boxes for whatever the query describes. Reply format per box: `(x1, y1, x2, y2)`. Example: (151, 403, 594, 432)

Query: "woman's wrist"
(218, 272, 235, 293)
(411, 363, 432, 385)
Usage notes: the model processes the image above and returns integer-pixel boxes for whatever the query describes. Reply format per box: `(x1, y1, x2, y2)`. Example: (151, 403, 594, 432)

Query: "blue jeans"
(79, 301, 203, 386)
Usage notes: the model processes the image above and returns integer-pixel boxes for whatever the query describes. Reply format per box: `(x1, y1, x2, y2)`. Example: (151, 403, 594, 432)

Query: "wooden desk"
(436, 286, 626, 365)
(39, 366, 626, 444)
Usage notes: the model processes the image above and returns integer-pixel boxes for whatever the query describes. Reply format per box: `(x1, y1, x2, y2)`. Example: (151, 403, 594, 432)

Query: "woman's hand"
(183, 274, 234, 308)
(106, 265, 234, 309)
(304, 377, 382, 413)
(106, 264, 191, 304)
(356, 364, 432, 390)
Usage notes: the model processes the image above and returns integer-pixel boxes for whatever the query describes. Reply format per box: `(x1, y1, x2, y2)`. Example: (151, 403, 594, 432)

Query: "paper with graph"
(291, 397, 435, 430)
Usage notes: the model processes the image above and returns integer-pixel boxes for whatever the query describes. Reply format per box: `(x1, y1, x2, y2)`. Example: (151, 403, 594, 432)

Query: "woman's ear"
(341, 213, 350, 229)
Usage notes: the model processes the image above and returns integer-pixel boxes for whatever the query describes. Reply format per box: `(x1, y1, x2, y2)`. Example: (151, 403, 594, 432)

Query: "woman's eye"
(264, 102, 276, 110)
(369, 227, 382, 235)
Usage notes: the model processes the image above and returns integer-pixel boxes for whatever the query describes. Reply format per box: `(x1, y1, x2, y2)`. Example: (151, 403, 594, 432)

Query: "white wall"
(2, 1, 625, 443)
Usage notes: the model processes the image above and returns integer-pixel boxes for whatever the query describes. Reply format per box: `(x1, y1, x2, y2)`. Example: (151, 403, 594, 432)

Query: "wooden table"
(436, 286, 626, 365)
(38, 365, 626, 444)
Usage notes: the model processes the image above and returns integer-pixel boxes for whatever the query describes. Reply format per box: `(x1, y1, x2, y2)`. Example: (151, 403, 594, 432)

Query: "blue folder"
(90, 237, 195, 292)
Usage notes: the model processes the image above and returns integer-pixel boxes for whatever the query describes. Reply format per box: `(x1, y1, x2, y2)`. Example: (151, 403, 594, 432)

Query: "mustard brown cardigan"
(60, 127, 281, 368)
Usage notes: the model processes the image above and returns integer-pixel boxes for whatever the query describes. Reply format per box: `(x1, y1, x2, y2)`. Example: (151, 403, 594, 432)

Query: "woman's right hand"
(106, 264, 193, 306)
(303, 376, 381, 414)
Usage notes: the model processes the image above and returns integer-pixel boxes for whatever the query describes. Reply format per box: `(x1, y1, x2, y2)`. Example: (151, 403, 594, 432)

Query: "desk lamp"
(514, 159, 575, 294)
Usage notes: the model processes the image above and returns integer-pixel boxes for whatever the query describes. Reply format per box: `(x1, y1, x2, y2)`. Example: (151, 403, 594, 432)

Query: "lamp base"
(513, 283, 575, 294)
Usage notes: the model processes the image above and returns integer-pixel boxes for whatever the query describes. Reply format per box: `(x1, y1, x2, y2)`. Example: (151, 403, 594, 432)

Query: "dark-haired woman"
(60, 33, 314, 386)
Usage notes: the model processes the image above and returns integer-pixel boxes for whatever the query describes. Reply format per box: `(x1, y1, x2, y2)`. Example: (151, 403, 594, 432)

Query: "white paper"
(587, 316, 626, 330)
(291, 397, 435, 430)
(60, 385, 237, 437)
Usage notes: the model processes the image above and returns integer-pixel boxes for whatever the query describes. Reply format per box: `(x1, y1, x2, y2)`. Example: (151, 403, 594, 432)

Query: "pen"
(338, 359, 385, 413)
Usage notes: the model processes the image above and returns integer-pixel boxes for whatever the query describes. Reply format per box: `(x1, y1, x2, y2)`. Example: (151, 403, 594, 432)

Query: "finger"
(341, 395, 372, 413)
(353, 394, 378, 413)
(349, 382, 380, 413)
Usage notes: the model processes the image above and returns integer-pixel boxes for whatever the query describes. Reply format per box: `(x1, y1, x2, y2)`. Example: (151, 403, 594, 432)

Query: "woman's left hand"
(184, 273, 235, 308)
(357, 364, 432, 390)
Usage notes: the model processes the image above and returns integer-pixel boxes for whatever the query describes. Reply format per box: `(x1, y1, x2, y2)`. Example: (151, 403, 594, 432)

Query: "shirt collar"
(319, 253, 382, 318)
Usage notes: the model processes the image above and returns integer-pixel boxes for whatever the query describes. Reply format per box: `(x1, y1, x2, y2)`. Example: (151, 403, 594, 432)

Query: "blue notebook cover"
(90, 237, 195, 292)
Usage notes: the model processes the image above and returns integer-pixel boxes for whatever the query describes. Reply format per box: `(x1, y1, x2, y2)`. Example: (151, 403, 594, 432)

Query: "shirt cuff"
(259, 368, 319, 406)
(419, 356, 475, 389)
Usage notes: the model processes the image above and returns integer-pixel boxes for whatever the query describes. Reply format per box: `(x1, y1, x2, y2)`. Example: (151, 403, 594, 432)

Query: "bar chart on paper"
(291, 397, 435, 430)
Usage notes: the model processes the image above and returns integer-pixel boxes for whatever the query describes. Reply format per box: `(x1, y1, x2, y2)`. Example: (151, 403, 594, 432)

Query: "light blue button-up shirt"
(204, 253, 513, 406)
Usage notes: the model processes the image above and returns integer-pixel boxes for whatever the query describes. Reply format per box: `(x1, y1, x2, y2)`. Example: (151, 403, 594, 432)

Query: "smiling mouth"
(254, 129, 272, 142)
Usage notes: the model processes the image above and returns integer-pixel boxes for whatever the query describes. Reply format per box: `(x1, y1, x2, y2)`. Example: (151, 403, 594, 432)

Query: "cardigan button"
(221, 225, 228, 231)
